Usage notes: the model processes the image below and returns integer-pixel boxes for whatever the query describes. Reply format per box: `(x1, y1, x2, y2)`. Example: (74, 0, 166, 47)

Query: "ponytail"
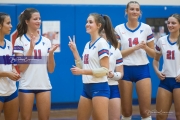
(16, 8, 39, 38)
(17, 13, 27, 38)
(177, 30, 180, 50)
(103, 15, 118, 49)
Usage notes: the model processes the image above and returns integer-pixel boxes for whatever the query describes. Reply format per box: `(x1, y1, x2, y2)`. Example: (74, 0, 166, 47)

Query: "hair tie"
(21, 10, 24, 15)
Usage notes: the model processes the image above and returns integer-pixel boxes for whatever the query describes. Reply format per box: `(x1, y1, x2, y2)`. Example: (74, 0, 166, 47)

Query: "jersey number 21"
(167, 50, 175, 60)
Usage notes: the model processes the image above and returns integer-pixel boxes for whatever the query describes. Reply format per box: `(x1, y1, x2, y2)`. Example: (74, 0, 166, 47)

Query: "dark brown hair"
(89, 13, 118, 49)
(16, 8, 39, 38)
(0, 12, 9, 27)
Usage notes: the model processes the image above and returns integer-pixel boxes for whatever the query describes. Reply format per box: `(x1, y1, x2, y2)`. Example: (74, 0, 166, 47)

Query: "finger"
(68, 36, 72, 42)
(53, 45, 59, 49)
(12, 76, 18, 80)
(15, 74, 20, 79)
(72, 65, 76, 68)
(73, 35, 75, 43)
(55, 44, 59, 47)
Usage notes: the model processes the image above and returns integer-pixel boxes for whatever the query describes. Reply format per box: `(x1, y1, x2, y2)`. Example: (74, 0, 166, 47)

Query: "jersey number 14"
(128, 38, 139, 47)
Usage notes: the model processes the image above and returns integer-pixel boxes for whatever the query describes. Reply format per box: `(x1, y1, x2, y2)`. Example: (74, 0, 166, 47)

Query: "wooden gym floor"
(0, 104, 176, 120)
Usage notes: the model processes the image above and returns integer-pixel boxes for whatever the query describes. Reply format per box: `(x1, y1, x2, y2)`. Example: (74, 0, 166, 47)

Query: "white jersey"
(108, 45, 123, 85)
(82, 37, 109, 83)
(155, 35, 180, 77)
(115, 22, 154, 65)
(13, 34, 52, 90)
(0, 39, 17, 96)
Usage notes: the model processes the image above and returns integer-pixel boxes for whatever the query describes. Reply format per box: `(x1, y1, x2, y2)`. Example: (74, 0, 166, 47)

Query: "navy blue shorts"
(19, 89, 51, 94)
(109, 85, 120, 99)
(159, 77, 180, 93)
(122, 64, 151, 82)
(82, 82, 110, 99)
(0, 90, 18, 103)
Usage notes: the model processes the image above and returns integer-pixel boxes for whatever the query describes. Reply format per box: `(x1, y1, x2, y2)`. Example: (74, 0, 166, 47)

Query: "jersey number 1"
(128, 38, 139, 47)
(167, 50, 175, 60)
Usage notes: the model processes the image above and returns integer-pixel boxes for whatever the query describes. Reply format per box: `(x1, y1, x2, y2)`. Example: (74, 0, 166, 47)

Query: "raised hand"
(68, 35, 77, 52)
(49, 44, 59, 54)
(30, 33, 36, 50)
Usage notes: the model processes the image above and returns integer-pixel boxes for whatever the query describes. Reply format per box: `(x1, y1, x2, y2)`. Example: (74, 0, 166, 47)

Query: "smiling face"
(85, 15, 101, 35)
(167, 16, 180, 34)
(126, 2, 141, 21)
(26, 12, 41, 31)
(0, 15, 12, 35)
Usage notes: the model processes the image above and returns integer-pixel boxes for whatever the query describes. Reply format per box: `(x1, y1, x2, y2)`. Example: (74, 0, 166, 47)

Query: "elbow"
(47, 63, 55, 73)
(150, 50, 156, 58)
(48, 69, 54, 73)
(48, 67, 55, 73)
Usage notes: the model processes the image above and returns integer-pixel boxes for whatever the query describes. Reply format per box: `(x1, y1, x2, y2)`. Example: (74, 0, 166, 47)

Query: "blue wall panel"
(0, 4, 17, 41)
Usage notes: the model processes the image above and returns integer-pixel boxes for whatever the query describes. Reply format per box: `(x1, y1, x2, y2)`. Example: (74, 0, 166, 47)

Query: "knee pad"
(121, 115, 132, 120)
(141, 116, 152, 120)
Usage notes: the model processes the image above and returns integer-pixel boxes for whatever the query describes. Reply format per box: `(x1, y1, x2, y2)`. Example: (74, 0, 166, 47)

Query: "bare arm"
(15, 34, 36, 73)
(153, 52, 165, 80)
(71, 49, 81, 61)
(119, 43, 135, 58)
(70, 56, 109, 76)
(68, 36, 81, 60)
(153, 53, 161, 73)
(144, 40, 155, 58)
(15, 48, 34, 72)
(47, 44, 59, 73)
(120, 42, 146, 58)
(84, 56, 109, 75)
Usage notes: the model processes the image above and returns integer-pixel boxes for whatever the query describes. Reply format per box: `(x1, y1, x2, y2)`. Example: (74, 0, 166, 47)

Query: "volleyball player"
(115, 1, 155, 120)
(0, 12, 20, 120)
(68, 13, 116, 120)
(153, 13, 180, 120)
(13, 8, 58, 120)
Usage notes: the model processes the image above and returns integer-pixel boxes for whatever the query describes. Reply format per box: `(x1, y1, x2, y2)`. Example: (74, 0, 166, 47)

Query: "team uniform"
(13, 34, 52, 93)
(81, 37, 110, 99)
(108, 44, 123, 99)
(115, 22, 154, 82)
(0, 39, 17, 102)
(155, 35, 180, 92)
